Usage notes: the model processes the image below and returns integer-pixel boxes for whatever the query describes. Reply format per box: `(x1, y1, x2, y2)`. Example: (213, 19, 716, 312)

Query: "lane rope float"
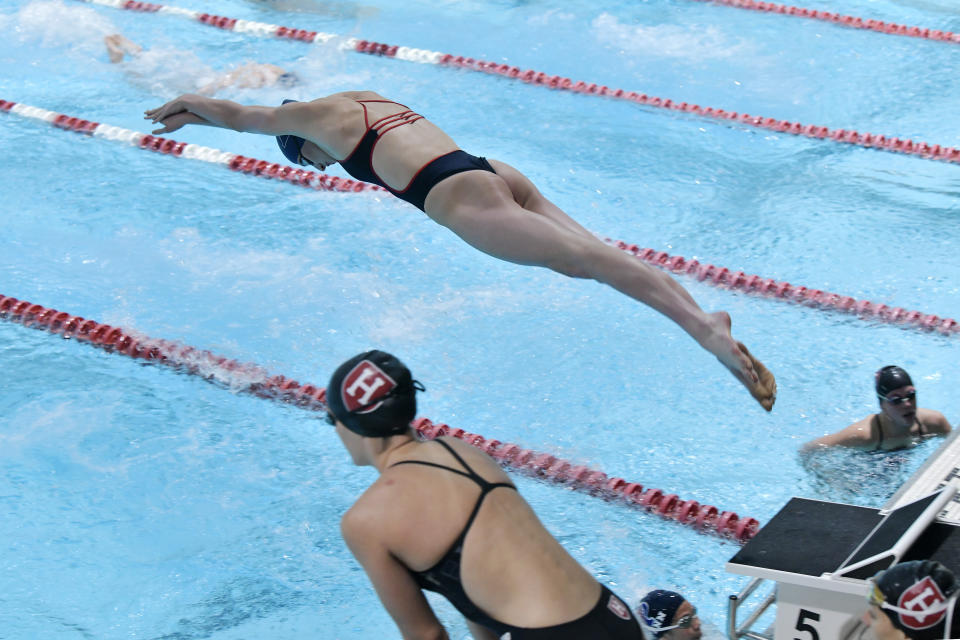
(3, 98, 956, 340)
(607, 241, 960, 338)
(0, 293, 760, 541)
(0, 99, 385, 194)
(69, 0, 960, 166)
(693, 0, 960, 46)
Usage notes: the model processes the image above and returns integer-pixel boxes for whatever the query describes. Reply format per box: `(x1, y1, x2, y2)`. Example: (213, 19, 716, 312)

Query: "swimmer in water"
(105, 34, 299, 96)
(803, 366, 951, 452)
(638, 590, 703, 640)
(323, 350, 644, 639)
(143, 91, 777, 410)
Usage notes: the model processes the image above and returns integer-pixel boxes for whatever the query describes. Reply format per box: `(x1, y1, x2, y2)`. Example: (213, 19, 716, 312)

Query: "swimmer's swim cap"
(275, 99, 308, 165)
(638, 590, 684, 638)
(876, 365, 914, 403)
(326, 350, 424, 437)
(872, 560, 958, 640)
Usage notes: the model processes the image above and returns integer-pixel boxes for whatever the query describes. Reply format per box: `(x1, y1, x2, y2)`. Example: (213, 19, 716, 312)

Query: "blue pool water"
(1, 0, 958, 637)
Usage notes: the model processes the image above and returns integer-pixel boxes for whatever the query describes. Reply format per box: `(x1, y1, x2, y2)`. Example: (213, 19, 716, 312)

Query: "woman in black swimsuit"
(145, 91, 776, 411)
(323, 350, 643, 639)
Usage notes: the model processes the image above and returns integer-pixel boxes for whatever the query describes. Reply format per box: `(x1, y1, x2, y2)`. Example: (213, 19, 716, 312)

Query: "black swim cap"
(275, 99, 308, 165)
(638, 590, 684, 639)
(876, 365, 914, 403)
(326, 350, 423, 437)
(872, 560, 958, 639)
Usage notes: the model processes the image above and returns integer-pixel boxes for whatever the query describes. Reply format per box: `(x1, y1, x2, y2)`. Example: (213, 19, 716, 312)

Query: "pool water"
(1, 0, 958, 638)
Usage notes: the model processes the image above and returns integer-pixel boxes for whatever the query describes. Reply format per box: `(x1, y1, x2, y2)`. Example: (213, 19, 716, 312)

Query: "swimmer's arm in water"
(341, 505, 450, 640)
(802, 416, 877, 451)
(145, 95, 328, 140)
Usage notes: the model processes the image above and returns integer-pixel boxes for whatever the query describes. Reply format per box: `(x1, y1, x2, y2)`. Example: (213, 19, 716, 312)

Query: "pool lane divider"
(604, 240, 960, 338)
(0, 294, 760, 542)
(4, 98, 957, 339)
(82, 0, 960, 47)
(0, 100, 385, 195)
(692, 0, 960, 45)
(70, 0, 960, 167)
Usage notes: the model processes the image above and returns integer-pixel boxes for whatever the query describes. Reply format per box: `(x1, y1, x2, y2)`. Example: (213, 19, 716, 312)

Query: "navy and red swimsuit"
(338, 100, 496, 212)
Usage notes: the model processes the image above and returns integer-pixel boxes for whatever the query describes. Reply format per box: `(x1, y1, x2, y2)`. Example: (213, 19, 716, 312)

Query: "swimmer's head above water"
(876, 365, 914, 406)
(639, 590, 702, 639)
(866, 560, 959, 640)
(325, 350, 425, 437)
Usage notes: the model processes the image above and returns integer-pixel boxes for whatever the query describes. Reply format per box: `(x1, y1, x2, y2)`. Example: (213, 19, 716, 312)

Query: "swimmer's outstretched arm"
(144, 94, 325, 139)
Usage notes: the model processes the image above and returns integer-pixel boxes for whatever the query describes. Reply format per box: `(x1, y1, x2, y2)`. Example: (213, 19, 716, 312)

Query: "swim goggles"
(641, 607, 698, 634)
(878, 391, 916, 406)
(867, 580, 956, 634)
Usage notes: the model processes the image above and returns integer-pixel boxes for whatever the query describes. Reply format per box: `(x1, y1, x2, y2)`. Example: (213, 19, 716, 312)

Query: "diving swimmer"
(144, 91, 777, 410)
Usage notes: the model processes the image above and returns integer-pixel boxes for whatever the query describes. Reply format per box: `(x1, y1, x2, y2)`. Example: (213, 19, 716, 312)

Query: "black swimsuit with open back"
(338, 100, 496, 212)
(390, 439, 643, 639)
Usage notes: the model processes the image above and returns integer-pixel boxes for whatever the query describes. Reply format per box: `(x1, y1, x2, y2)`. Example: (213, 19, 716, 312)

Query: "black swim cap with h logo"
(326, 350, 424, 437)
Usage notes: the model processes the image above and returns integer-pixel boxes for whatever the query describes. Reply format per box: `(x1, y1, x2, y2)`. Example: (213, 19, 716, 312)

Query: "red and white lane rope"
(71, 0, 960, 166)
(0, 293, 760, 542)
(693, 0, 960, 46)
(0, 99, 385, 194)
(5, 98, 957, 339)
(607, 241, 960, 337)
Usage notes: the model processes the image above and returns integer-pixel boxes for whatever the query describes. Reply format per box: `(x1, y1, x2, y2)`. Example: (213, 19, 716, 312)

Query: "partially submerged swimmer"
(803, 366, 951, 452)
(105, 34, 299, 96)
(144, 91, 776, 409)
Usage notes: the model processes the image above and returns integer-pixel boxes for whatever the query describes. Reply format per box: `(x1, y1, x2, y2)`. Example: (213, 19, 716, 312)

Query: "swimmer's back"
(359, 436, 601, 629)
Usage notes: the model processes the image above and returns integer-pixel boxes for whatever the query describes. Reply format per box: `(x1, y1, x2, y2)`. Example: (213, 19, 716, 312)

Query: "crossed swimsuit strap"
(390, 439, 517, 530)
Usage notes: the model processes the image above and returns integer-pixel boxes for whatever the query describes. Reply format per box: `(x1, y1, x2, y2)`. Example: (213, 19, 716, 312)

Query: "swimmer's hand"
(147, 111, 208, 135)
(145, 94, 216, 133)
(145, 95, 193, 122)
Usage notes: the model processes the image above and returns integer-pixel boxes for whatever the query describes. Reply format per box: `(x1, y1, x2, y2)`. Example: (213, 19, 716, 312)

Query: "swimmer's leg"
(426, 170, 776, 410)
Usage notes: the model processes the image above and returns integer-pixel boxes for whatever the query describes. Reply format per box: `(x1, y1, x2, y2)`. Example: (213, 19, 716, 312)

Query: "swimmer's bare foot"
(700, 312, 777, 411)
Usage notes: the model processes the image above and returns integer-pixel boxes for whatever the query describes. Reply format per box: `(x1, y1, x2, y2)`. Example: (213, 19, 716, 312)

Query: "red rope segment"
(428, 56, 960, 164)
(413, 417, 759, 541)
(0, 99, 386, 194)
(693, 0, 960, 46)
(0, 293, 759, 542)
(87, 2, 960, 165)
(609, 241, 960, 336)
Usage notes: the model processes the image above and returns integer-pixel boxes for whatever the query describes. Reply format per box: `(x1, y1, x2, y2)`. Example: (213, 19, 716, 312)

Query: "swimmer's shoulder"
(918, 408, 952, 434)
